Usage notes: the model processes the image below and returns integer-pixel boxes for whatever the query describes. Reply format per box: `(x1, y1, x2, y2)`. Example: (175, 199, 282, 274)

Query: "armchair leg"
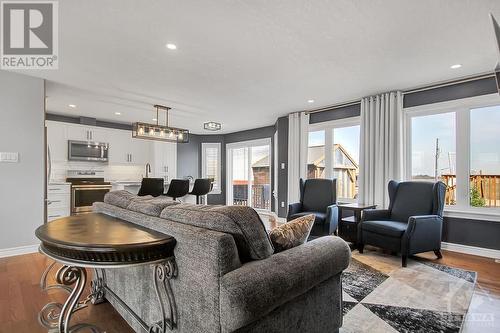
(434, 250, 443, 259)
(402, 255, 407, 267)
(358, 244, 364, 254)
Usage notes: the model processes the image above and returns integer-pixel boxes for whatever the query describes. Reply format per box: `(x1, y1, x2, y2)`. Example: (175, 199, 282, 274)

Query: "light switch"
(281, 201, 285, 208)
(281, 163, 285, 169)
(0, 152, 19, 163)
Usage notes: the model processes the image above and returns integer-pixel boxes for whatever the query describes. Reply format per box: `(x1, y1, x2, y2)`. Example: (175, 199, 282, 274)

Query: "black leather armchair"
(287, 178, 338, 237)
(358, 180, 446, 267)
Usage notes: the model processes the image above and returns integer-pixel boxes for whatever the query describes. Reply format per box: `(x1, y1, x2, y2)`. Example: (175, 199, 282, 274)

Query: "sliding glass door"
(227, 138, 271, 211)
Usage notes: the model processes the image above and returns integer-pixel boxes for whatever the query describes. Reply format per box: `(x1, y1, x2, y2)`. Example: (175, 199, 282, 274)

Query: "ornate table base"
(39, 259, 177, 333)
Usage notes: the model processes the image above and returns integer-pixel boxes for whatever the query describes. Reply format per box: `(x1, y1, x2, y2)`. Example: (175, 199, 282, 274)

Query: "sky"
(309, 125, 360, 163)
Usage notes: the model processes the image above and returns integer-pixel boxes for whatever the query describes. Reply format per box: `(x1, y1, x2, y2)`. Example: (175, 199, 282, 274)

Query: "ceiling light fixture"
(132, 105, 189, 143)
(204, 121, 222, 131)
(68, 104, 76, 108)
(450, 64, 462, 69)
(152, 118, 157, 121)
(166, 43, 177, 50)
(307, 99, 315, 103)
(115, 112, 121, 115)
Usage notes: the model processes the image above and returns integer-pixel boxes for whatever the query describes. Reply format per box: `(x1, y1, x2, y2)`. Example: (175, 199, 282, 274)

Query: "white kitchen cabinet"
(151, 141, 177, 182)
(108, 128, 151, 165)
(47, 183, 71, 221)
(46, 121, 67, 162)
(66, 124, 108, 143)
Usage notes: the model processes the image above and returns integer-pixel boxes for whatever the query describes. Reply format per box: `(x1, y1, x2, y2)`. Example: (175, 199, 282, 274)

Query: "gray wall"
(0, 71, 45, 250)
(177, 126, 276, 208)
(276, 117, 289, 217)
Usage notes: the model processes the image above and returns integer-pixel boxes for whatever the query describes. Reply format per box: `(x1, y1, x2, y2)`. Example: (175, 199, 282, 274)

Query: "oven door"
(68, 140, 109, 162)
(72, 185, 111, 214)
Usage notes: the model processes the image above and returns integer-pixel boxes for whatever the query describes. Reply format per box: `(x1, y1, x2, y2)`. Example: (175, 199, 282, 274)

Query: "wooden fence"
(441, 174, 500, 207)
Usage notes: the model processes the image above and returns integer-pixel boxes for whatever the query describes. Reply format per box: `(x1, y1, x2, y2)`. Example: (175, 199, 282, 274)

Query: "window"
(308, 118, 360, 201)
(470, 105, 500, 208)
(333, 125, 360, 200)
(410, 112, 456, 205)
(307, 130, 325, 179)
(406, 95, 500, 213)
(202, 143, 221, 194)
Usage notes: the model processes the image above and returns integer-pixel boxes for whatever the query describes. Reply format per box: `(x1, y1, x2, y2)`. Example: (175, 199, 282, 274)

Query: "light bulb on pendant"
(138, 127, 144, 135)
(149, 128, 154, 136)
(178, 132, 183, 140)
(169, 131, 174, 138)
(160, 130, 165, 136)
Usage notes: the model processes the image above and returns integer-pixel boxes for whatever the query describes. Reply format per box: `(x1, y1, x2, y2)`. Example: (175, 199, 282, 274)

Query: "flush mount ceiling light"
(450, 64, 462, 69)
(68, 104, 76, 108)
(115, 112, 121, 115)
(166, 43, 177, 50)
(132, 104, 189, 143)
(307, 99, 315, 103)
(204, 121, 222, 131)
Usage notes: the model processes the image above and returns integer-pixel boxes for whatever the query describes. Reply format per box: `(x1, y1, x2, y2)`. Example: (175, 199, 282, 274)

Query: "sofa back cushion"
(160, 204, 274, 261)
(390, 182, 435, 222)
(104, 190, 152, 209)
(127, 196, 180, 217)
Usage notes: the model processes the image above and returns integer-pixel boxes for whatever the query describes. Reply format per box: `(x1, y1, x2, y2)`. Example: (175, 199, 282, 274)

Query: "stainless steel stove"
(66, 170, 112, 215)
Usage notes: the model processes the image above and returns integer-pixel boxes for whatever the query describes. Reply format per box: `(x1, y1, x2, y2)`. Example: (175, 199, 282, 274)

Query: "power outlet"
(281, 201, 285, 208)
(281, 163, 285, 170)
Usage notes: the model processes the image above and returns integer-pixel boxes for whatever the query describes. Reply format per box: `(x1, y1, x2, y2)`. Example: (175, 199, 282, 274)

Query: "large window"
(202, 143, 221, 194)
(308, 118, 360, 201)
(406, 95, 500, 212)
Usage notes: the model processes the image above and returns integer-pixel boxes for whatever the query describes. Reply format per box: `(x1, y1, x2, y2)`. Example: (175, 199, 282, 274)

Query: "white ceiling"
(15, 0, 500, 134)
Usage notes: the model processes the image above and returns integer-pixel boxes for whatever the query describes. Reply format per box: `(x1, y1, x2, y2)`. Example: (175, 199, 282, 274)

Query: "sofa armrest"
(220, 236, 351, 332)
(326, 204, 339, 234)
(362, 209, 391, 221)
(287, 202, 303, 220)
(403, 215, 443, 254)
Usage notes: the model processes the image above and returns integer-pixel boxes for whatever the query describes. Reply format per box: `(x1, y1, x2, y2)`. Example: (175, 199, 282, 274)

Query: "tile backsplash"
(50, 161, 144, 182)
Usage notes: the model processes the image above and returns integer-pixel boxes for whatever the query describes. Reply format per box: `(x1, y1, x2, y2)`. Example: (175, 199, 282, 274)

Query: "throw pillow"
(269, 214, 315, 253)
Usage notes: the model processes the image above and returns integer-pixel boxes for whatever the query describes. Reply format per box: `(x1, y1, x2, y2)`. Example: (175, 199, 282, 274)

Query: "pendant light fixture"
(132, 105, 189, 143)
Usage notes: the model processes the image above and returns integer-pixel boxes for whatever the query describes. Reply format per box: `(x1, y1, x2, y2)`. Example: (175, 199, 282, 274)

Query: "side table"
(35, 213, 177, 333)
(337, 203, 377, 246)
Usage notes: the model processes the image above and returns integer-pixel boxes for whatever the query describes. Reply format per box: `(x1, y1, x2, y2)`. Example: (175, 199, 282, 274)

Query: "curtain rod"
(304, 72, 496, 115)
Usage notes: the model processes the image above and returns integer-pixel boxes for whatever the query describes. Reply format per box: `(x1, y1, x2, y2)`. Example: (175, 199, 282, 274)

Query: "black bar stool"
(137, 178, 164, 197)
(164, 179, 190, 201)
(189, 178, 213, 204)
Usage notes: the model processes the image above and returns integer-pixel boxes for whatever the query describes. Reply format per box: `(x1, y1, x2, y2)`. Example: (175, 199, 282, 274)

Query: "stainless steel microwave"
(68, 140, 109, 162)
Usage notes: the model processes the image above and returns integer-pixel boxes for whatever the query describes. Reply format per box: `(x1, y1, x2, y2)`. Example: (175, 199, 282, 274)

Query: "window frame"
(201, 142, 222, 194)
(404, 93, 500, 221)
(308, 116, 361, 203)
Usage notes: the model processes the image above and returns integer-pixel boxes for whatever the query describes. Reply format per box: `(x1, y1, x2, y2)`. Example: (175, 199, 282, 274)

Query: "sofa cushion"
(104, 190, 152, 209)
(269, 214, 315, 253)
(160, 204, 274, 261)
(288, 211, 326, 225)
(360, 220, 408, 237)
(127, 196, 180, 217)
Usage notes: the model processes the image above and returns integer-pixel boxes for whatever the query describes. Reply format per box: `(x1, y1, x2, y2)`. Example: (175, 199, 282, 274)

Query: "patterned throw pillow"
(269, 214, 315, 253)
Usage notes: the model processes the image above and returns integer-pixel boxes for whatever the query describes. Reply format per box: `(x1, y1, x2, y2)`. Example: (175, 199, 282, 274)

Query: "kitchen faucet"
(145, 163, 151, 178)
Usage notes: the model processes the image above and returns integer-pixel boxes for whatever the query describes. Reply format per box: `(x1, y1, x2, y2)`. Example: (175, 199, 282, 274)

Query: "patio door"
(226, 138, 271, 211)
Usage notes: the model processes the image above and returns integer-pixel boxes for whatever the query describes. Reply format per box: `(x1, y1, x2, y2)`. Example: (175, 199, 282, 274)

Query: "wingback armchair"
(287, 178, 339, 237)
(358, 180, 446, 267)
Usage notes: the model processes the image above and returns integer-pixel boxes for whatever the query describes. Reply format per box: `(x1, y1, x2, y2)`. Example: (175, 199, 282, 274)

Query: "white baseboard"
(0, 244, 39, 258)
(442, 242, 500, 260)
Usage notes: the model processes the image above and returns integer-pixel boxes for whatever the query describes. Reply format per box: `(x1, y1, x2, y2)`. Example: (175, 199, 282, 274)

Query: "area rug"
(341, 251, 477, 333)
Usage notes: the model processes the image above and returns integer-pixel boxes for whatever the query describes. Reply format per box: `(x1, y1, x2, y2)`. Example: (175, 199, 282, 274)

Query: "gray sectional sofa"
(93, 191, 351, 333)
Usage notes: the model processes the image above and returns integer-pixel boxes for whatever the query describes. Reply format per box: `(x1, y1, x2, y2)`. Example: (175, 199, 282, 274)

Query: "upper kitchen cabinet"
(151, 141, 177, 182)
(107, 128, 151, 165)
(66, 123, 108, 143)
(46, 121, 67, 161)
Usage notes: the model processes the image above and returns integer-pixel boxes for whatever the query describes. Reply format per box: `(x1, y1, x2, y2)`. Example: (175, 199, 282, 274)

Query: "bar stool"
(164, 179, 190, 201)
(189, 178, 213, 204)
(137, 178, 164, 197)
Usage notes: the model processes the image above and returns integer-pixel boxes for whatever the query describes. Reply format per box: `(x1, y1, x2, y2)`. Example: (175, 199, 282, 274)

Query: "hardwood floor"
(0, 249, 498, 333)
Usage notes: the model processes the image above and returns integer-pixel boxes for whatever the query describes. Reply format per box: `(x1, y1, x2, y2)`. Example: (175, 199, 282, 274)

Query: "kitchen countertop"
(48, 182, 71, 186)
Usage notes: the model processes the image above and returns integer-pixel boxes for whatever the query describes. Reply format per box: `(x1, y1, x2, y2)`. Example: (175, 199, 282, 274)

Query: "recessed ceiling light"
(68, 104, 76, 108)
(115, 112, 121, 115)
(166, 43, 177, 50)
(450, 64, 462, 69)
(307, 99, 315, 103)
(152, 118, 157, 121)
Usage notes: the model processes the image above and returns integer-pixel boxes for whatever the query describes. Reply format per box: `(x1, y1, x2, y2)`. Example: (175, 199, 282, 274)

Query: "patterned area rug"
(341, 251, 477, 333)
